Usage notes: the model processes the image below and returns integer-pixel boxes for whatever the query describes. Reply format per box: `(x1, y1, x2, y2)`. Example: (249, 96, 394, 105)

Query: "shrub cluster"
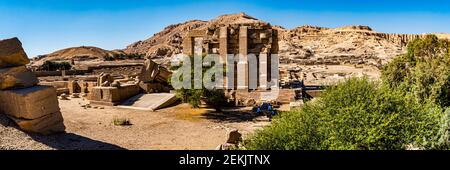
(40, 60, 72, 71)
(245, 35, 450, 150)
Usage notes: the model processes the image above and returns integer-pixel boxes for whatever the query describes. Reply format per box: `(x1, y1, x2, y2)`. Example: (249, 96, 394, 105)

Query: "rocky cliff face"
(124, 13, 441, 68)
(35, 13, 448, 69)
(279, 25, 430, 67)
(123, 20, 207, 65)
(123, 13, 269, 66)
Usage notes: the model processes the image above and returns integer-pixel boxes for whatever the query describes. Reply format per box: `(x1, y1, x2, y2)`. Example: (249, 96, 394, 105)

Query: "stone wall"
(227, 89, 296, 106)
(0, 37, 65, 135)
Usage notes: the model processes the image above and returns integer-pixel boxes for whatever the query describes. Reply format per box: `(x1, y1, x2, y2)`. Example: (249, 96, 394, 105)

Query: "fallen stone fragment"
(59, 93, 69, 100)
(0, 85, 60, 120)
(226, 129, 242, 144)
(0, 37, 30, 68)
(0, 66, 38, 90)
(71, 93, 80, 98)
(8, 111, 65, 135)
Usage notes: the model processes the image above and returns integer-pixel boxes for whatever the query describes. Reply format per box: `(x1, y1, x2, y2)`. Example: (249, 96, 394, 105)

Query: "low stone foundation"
(89, 84, 140, 106)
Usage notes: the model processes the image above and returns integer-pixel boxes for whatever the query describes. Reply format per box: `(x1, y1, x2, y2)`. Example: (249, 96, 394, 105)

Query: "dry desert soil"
(1, 98, 270, 150)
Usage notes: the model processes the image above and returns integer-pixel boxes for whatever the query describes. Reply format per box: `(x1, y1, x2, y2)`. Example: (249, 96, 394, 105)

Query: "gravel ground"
(0, 114, 52, 150)
(0, 98, 269, 150)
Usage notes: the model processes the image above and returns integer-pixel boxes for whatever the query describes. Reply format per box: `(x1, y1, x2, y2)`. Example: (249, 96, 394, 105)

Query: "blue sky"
(1, 0, 450, 57)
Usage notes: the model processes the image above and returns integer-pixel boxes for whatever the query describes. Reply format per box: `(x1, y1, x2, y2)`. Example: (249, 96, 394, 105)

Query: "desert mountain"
(31, 46, 127, 66)
(123, 13, 269, 65)
(124, 13, 449, 67)
(35, 13, 450, 68)
(278, 25, 428, 67)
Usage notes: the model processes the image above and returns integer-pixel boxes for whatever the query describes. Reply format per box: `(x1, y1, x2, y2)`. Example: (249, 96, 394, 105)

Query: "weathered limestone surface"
(0, 37, 65, 135)
(138, 58, 172, 93)
(0, 37, 30, 68)
(89, 84, 140, 106)
(0, 66, 39, 90)
(118, 93, 178, 111)
(8, 111, 65, 135)
(182, 17, 278, 91)
(0, 85, 60, 119)
(139, 59, 158, 83)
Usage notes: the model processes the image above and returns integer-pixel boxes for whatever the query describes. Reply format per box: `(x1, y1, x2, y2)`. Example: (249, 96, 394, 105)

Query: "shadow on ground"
(201, 106, 263, 123)
(0, 114, 125, 150)
(29, 133, 126, 150)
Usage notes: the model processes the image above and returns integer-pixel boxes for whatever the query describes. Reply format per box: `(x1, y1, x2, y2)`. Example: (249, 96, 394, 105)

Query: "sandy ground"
(1, 97, 270, 150)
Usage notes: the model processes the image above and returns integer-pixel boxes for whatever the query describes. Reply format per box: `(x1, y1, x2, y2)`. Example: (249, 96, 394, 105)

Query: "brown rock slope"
(124, 13, 448, 67)
(32, 46, 126, 66)
(35, 13, 450, 68)
(123, 13, 269, 66)
(124, 20, 207, 64)
(278, 25, 430, 67)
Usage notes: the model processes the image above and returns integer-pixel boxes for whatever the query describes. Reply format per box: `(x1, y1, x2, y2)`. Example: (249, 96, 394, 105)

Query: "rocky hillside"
(123, 13, 268, 66)
(123, 20, 207, 65)
(35, 13, 450, 68)
(124, 13, 449, 67)
(278, 25, 430, 67)
(31, 46, 127, 66)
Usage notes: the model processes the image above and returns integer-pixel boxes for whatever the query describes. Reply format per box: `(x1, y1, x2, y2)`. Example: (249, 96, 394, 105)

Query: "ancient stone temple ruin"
(183, 18, 279, 90)
(0, 37, 65, 135)
(87, 58, 172, 106)
(182, 16, 296, 105)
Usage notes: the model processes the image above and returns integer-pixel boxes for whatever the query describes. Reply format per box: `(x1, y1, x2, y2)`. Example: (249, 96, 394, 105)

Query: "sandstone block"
(0, 37, 30, 68)
(0, 85, 60, 119)
(226, 129, 242, 144)
(0, 66, 38, 90)
(8, 111, 65, 135)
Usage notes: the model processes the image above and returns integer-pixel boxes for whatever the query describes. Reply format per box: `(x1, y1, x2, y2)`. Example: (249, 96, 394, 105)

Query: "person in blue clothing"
(256, 107, 261, 114)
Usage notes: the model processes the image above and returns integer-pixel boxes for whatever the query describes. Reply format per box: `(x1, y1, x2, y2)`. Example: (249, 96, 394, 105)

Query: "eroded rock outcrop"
(279, 25, 430, 66)
(124, 13, 444, 68)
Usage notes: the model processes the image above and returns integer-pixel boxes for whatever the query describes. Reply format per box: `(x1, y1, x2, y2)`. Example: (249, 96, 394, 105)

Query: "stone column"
(237, 26, 248, 89)
(219, 27, 229, 89)
(259, 53, 268, 90)
(182, 36, 194, 56)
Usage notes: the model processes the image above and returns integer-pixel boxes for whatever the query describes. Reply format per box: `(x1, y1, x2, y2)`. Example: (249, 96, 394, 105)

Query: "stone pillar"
(259, 53, 268, 90)
(182, 36, 194, 56)
(237, 26, 248, 89)
(219, 27, 229, 89)
(219, 27, 228, 62)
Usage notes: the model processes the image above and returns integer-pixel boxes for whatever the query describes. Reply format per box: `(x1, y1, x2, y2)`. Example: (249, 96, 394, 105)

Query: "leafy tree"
(382, 35, 450, 107)
(170, 55, 228, 109)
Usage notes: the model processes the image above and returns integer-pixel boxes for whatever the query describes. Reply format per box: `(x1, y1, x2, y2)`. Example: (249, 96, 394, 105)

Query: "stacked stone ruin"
(181, 19, 291, 106)
(86, 58, 172, 106)
(0, 37, 65, 135)
(183, 20, 279, 89)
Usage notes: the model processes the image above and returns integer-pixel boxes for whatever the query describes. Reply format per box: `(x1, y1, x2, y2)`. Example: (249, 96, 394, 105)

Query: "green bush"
(113, 118, 132, 126)
(244, 35, 450, 150)
(40, 60, 72, 71)
(244, 77, 450, 150)
(382, 35, 450, 107)
(170, 55, 228, 109)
